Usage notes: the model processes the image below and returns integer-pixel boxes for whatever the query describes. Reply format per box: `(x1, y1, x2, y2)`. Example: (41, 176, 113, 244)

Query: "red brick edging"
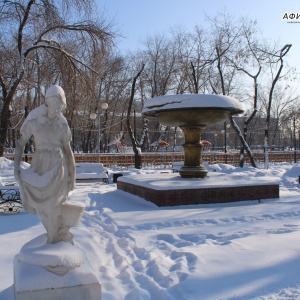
(117, 181, 279, 206)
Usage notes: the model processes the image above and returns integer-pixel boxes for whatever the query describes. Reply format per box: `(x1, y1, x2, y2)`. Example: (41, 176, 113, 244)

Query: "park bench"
(0, 180, 23, 213)
(76, 163, 109, 184)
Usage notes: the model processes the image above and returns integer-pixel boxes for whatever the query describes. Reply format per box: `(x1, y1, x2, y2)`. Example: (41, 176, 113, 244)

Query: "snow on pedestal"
(14, 235, 101, 300)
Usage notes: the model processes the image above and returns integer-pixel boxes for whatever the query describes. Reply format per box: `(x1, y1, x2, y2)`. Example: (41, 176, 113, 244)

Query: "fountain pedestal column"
(179, 125, 208, 178)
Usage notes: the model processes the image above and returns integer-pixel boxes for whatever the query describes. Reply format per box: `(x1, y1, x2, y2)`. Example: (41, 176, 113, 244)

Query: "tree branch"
(17, 0, 34, 55)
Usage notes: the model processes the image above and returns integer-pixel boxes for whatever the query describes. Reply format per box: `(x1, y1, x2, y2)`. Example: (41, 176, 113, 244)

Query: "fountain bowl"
(156, 108, 232, 127)
(142, 94, 244, 178)
(142, 94, 244, 119)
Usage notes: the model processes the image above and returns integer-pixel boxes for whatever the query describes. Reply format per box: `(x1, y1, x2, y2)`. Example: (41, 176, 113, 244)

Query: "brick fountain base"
(117, 172, 279, 206)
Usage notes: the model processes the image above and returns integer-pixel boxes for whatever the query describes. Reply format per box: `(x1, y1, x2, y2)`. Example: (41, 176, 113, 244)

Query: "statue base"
(14, 255, 101, 300)
(14, 235, 101, 300)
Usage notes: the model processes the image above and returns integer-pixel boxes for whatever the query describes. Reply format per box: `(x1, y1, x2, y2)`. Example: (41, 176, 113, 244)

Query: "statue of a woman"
(14, 85, 76, 244)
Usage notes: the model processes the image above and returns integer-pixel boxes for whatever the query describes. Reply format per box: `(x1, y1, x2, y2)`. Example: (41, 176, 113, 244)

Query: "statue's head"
(45, 85, 67, 119)
(45, 85, 66, 108)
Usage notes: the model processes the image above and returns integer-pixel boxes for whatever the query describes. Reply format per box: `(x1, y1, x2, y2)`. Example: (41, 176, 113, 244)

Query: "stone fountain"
(142, 94, 243, 178)
(117, 94, 279, 206)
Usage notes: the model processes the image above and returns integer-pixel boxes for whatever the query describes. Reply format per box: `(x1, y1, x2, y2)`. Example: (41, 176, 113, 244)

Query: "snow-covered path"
(71, 169, 300, 299)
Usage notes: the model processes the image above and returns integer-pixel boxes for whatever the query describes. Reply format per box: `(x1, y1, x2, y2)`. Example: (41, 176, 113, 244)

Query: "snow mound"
(0, 157, 30, 170)
(282, 164, 300, 179)
(0, 157, 14, 169)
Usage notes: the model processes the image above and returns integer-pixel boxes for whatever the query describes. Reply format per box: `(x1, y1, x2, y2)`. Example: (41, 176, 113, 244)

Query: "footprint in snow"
(170, 251, 197, 271)
(156, 233, 205, 248)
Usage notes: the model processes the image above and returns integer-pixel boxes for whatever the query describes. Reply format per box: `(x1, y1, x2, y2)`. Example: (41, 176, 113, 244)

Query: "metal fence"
(5, 150, 300, 168)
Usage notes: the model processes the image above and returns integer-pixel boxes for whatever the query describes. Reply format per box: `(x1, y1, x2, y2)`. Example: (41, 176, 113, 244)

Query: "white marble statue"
(14, 85, 79, 245)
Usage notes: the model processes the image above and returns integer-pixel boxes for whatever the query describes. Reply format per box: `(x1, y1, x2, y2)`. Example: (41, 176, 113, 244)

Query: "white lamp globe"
(101, 103, 108, 110)
(90, 112, 97, 120)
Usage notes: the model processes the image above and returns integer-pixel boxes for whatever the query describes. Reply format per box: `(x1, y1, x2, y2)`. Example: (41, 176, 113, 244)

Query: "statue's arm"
(14, 135, 28, 182)
(62, 142, 76, 192)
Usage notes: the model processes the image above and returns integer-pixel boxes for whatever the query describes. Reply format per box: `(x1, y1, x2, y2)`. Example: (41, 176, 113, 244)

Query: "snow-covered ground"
(1, 158, 300, 300)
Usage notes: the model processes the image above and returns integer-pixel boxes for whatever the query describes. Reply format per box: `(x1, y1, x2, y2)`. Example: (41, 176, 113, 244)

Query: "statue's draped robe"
(18, 104, 71, 215)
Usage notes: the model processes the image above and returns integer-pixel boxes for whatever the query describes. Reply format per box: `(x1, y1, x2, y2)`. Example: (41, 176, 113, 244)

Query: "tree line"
(0, 1, 299, 168)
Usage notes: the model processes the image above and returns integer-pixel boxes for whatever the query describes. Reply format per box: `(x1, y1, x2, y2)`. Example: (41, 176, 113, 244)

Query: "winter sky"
(97, 0, 300, 74)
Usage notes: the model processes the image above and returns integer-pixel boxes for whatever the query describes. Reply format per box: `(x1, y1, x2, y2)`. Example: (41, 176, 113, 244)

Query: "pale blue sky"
(96, 0, 300, 71)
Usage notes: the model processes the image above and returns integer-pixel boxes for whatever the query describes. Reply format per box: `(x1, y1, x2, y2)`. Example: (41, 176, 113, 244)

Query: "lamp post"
(72, 125, 75, 152)
(213, 133, 217, 150)
(90, 102, 108, 153)
(293, 115, 297, 163)
(221, 122, 231, 163)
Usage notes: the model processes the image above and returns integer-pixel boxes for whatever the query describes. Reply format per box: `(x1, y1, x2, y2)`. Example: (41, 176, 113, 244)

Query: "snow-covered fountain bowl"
(142, 94, 244, 178)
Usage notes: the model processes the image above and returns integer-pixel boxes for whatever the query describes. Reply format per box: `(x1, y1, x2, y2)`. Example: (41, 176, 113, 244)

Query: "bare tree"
(206, 14, 258, 167)
(263, 44, 292, 167)
(228, 20, 264, 167)
(0, 0, 115, 156)
(258, 83, 299, 147)
(214, 43, 258, 168)
(143, 34, 177, 97)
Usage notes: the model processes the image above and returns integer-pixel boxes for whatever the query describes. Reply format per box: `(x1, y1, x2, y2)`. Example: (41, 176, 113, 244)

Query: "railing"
(0, 188, 22, 213)
(4, 150, 300, 168)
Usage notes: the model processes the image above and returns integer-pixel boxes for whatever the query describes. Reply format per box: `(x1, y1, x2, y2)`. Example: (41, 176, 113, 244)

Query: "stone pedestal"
(117, 173, 280, 206)
(14, 235, 101, 300)
(14, 255, 101, 300)
(179, 125, 208, 178)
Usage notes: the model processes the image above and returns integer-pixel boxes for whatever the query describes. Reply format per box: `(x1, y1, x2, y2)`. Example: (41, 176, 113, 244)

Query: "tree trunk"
(190, 61, 199, 94)
(139, 117, 149, 151)
(0, 101, 11, 156)
(24, 106, 29, 162)
(229, 116, 258, 168)
(126, 64, 145, 169)
(239, 110, 257, 167)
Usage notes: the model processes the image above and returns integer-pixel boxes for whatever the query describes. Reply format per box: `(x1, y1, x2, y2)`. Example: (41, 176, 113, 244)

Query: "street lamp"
(213, 133, 218, 150)
(221, 122, 231, 163)
(293, 115, 297, 163)
(90, 102, 108, 153)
